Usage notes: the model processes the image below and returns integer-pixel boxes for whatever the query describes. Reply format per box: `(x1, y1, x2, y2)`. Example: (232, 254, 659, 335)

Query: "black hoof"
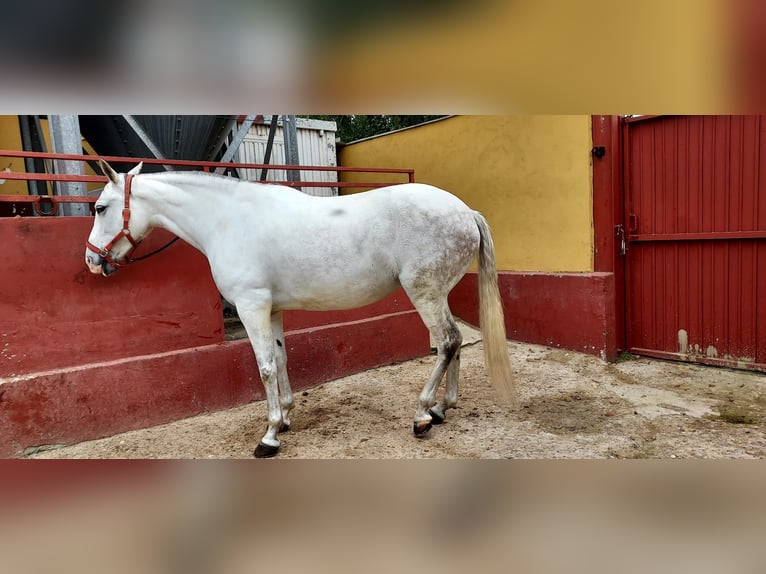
(413, 420, 432, 438)
(428, 408, 445, 425)
(279, 422, 291, 433)
(254, 442, 280, 458)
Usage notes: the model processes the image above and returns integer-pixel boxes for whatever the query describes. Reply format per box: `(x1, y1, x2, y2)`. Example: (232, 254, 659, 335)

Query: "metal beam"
(18, 116, 42, 197)
(259, 115, 280, 181)
(122, 115, 172, 171)
(206, 116, 239, 161)
(214, 115, 257, 175)
(48, 115, 88, 216)
(34, 115, 57, 192)
(283, 115, 301, 186)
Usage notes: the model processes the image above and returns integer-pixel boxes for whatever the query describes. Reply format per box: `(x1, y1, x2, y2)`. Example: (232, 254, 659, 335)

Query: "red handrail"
(0, 149, 416, 178)
(0, 150, 416, 215)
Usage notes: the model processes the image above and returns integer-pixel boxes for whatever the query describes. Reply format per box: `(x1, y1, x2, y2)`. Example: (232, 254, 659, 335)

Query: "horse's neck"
(140, 176, 236, 254)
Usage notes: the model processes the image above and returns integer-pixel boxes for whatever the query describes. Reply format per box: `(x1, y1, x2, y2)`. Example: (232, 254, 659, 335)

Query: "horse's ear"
(99, 159, 120, 184)
(127, 162, 144, 176)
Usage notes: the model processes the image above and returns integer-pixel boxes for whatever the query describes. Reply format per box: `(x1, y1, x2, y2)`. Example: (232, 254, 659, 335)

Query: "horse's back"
(217, 181, 481, 310)
(366, 183, 472, 213)
(380, 183, 479, 242)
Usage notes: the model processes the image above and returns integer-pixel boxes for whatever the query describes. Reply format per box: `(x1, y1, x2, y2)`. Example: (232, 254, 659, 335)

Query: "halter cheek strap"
(85, 174, 140, 268)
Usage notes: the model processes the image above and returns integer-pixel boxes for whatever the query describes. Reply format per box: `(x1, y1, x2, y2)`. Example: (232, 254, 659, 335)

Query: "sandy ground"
(31, 323, 766, 459)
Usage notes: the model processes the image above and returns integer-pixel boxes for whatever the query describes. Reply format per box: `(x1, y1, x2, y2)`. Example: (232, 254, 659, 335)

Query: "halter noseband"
(86, 174, 180, 270)
(85, 174, 141, 269)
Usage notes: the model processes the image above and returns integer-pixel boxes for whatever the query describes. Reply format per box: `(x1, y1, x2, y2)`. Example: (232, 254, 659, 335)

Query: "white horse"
(85, 160, 514, 457)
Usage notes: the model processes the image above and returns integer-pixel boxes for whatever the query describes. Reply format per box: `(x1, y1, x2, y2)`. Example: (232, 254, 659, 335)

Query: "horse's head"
(85, 160, 149, 276)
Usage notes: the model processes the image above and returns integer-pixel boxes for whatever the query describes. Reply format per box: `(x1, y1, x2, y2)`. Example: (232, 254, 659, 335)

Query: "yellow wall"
(0, 115, 102, 196)
(0, 116, 30, 196)
(339, 115, 594, 272)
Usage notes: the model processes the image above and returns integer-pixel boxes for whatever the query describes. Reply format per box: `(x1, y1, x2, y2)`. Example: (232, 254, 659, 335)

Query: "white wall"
(236, 116, 338, 196)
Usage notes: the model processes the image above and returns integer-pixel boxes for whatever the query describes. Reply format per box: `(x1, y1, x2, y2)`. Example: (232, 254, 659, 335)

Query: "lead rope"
(128, 236, 180, 262)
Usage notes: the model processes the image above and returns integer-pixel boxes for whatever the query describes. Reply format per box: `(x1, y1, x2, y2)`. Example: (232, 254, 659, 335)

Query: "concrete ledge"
(0, 309, 429, 457)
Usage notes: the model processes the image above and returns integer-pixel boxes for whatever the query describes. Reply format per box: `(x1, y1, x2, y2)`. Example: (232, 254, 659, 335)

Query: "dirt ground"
(31, 323, 766, 459)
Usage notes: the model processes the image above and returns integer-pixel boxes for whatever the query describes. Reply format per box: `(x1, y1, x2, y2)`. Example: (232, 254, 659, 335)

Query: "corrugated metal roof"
(79, 115, 236, 172)
(132, 115, 235, 161)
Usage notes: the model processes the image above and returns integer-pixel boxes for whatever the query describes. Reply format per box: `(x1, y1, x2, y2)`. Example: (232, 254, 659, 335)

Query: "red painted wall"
(0, 217, 224, 378)
(450, 271, 617, 360)
(591, 115, 626, 354)
(0, 217, 430, 457)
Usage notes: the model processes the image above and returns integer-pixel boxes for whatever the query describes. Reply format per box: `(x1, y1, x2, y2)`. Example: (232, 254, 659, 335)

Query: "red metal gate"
(624, 115, 766, 372)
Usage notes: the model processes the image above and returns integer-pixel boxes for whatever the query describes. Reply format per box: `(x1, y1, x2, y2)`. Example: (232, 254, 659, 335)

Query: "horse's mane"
(148, 170, 245, 185)
(143, 170, 281, 195)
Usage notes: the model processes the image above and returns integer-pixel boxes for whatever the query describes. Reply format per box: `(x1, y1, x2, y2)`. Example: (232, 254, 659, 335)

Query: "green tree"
(305, 115, 446, 143)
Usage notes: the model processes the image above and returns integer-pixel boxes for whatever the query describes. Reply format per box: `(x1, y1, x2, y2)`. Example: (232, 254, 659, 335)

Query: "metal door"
(624, 115, 766, 372)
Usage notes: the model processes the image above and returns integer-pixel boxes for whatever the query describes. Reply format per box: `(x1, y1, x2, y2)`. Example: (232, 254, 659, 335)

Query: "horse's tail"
(474, 212, 516, 407)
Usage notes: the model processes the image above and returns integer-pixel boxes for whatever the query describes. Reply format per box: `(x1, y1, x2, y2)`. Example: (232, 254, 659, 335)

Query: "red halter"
(85, 174, 141, 268)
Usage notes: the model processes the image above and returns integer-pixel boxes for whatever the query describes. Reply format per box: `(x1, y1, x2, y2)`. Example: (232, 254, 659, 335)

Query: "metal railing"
(0, 150, 416, 216)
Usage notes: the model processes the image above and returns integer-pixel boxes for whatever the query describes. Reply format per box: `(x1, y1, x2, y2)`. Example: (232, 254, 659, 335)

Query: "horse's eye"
(95, 205, 106, 215)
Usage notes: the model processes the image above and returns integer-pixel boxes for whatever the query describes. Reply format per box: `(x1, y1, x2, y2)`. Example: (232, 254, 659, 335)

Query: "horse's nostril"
(102, 261, 117, 276)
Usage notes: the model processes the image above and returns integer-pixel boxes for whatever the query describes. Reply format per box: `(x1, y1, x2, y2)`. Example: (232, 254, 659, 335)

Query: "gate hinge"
(591, 146, 606, 160)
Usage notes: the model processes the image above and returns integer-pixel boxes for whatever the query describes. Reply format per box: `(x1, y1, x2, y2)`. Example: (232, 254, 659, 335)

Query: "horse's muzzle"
(85, 251, 117, 276)
(85, 252, 102, 275)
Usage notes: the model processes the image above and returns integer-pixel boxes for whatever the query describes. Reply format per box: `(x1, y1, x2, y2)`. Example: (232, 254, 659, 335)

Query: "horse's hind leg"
(406, 294, 462, 437)
(429, 350, 460, 425)
(271, 311, 294, 432)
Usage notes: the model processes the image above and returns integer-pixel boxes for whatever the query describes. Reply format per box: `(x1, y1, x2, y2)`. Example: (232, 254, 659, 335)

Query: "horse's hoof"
(254, 442, 280, 458)
(428, 408, 445, 425)
(413, 420, 432, 438)
(279, 422, 291, 433)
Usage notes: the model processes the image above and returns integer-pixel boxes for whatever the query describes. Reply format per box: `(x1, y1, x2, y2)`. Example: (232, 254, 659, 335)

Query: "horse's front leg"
(238, 298, 283, 458)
